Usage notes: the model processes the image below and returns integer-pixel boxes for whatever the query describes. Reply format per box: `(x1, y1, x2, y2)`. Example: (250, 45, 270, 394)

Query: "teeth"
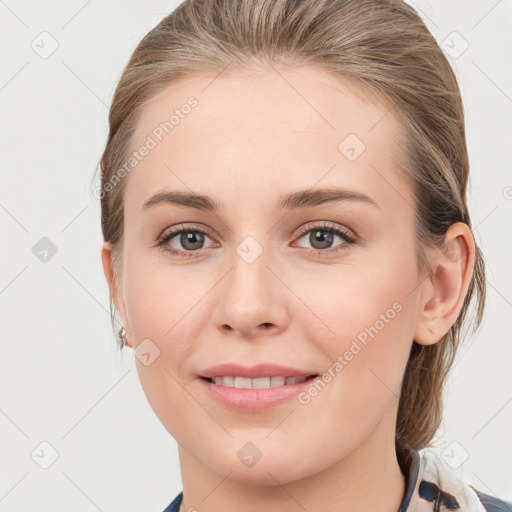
(270, 376, 285, 387)
(209, 376, 308, 388)
(252, 377, 271, 389)
(235, 376, 252, 389)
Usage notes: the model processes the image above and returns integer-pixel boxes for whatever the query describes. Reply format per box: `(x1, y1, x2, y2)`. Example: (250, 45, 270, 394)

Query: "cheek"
(291, 281, 417, 462)
(122, 262, 209, 441)
(306, 254, 417, 347)
(121, 253, 216, 415)
(304, 246, 419, 398)
(123, 250, 210, 345)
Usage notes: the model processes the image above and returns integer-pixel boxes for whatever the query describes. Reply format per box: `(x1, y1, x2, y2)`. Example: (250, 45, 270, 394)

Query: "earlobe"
(413, 223, 475, 346)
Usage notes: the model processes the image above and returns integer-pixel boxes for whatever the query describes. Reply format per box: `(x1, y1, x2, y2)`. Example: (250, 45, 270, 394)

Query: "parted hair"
(96, 0, 486, 454)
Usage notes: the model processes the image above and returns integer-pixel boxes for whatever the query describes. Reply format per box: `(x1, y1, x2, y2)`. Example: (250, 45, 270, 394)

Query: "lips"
(197, 363, 319, 411)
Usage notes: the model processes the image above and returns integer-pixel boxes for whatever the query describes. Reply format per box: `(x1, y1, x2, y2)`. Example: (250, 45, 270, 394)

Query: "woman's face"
(106, 65, 430, 484)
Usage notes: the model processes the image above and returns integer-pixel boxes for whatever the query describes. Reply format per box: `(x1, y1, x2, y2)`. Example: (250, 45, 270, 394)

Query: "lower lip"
(198, 376, 317, 412)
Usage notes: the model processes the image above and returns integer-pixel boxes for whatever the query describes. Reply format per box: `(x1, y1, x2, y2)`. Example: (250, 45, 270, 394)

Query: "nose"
(212, 244, 289, 339)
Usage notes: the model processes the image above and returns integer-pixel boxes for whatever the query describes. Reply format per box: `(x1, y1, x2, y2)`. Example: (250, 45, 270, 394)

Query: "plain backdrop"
(1, 1, 511, 511)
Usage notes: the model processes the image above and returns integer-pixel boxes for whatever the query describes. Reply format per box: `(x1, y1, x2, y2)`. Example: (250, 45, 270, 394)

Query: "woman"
(97, 0, 511, 510)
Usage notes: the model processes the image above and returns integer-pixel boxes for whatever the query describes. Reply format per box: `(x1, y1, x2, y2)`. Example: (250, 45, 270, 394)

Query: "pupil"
(310, 229, 333, 249)
(181, 232, 204, 250)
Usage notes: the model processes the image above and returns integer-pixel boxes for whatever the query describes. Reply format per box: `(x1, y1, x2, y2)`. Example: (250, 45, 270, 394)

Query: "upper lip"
(199, 363, 318, 379)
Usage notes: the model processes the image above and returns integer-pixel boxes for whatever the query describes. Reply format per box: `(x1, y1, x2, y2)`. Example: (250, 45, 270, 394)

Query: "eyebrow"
(142, 187, 379, 212)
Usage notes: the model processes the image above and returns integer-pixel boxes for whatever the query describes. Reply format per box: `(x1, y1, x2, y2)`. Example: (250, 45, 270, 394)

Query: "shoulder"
(469, 486, 512, 512)
(415, 447, 511, 512)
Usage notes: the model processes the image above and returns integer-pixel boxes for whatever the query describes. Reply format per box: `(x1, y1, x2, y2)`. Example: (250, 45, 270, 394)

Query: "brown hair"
(95, 0, 486, 453)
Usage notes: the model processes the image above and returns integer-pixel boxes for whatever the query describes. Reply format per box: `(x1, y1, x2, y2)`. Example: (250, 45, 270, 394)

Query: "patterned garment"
(397, 445, 511, 511)
(162, 445, 511, 512)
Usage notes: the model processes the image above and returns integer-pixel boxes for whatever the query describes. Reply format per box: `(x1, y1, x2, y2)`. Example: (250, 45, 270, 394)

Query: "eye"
(156, 224, 217, 258)
(293, 222, 357, 256)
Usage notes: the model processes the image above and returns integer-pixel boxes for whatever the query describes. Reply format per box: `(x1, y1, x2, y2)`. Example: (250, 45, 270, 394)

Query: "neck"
(176, 417, 406, 512)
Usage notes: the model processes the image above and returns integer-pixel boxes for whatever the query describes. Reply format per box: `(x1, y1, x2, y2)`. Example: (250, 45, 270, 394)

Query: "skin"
(101, 64, 475, 512)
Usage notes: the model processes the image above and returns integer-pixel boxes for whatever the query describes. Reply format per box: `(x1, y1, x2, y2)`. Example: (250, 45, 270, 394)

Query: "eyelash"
(155, 222, 358, 259)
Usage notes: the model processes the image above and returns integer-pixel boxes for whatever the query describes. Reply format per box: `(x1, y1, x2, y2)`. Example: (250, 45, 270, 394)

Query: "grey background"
(1, 0, 511, 510)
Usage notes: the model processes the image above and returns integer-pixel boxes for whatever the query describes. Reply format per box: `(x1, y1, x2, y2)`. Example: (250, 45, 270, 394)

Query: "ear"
(413, 222, 476, 346)
(101, 241, 132, 348)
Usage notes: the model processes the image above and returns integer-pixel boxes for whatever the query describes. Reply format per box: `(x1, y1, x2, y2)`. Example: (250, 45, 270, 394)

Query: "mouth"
(198, 370, 320, 412)
(197, 363, 320, 411)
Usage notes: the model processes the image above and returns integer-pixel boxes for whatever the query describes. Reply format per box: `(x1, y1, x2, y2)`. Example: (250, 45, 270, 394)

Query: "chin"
(200, 444, 314, 487)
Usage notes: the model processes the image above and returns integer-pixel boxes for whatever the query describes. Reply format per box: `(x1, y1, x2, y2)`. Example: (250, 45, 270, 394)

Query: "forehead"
(134, 64, 397, 144)
(125, 64, 410, 214)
